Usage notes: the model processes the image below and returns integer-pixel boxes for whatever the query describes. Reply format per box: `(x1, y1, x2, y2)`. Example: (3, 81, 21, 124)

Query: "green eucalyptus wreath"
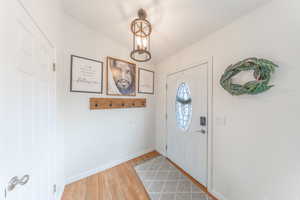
(220, 57, 278, 95)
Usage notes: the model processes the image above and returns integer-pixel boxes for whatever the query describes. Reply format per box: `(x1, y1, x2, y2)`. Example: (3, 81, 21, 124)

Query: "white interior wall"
(60, 14, 156, 183)
(155, 0, 300, 200)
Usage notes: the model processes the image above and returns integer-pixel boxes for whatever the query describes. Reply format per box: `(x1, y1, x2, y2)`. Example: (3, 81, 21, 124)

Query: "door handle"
(19, 175, 30, 185)
(7, 175, 30, 192)
(195, 129, 206, 134)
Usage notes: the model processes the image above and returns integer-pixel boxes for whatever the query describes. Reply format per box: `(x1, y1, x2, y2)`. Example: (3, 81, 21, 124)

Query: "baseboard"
(209, 189, 228, 200)
(155, 147, 166, 157)
(66, 148, 155, 184)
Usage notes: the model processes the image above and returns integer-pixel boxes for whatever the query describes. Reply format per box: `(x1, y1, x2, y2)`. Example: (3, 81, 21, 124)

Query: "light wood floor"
(61, 151, 217, 200)
(62, 151, 159, 200)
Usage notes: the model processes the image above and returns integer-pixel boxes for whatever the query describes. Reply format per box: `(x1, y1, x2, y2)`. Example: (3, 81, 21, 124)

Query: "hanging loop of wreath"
(220, 57, 278, 95)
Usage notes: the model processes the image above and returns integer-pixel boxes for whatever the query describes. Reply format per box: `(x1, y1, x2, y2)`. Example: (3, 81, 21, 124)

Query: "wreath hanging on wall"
(220, 57, 278, 95)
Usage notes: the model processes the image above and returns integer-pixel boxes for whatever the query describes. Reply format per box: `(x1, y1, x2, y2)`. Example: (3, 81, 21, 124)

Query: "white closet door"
(1, 1, 56, 199)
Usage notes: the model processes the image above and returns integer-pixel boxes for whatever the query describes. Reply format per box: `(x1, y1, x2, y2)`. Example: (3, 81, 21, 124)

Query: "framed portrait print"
(70, 55, 103, 94)
(106, 57, 136, 96)
(138, 68, 154, 94)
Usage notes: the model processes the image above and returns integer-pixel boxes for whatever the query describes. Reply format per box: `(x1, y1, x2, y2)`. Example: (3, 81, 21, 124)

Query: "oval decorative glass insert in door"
(175, 83, 192, 132)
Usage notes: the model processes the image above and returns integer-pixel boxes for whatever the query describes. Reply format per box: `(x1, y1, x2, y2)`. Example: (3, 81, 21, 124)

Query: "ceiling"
(62, 0, 271, 64)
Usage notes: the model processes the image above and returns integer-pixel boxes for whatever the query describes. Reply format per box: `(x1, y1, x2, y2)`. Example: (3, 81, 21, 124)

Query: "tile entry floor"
(134, 156, 213, 200)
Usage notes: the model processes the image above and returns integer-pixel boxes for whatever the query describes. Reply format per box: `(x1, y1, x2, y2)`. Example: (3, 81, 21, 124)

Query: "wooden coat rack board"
(90, 98, 146, 110)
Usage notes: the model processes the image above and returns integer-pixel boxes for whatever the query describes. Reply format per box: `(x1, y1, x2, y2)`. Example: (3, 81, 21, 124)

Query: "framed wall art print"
(70, 55, 103, 94)
(138, 68, 154, 94)
(106, 56, 136, 96)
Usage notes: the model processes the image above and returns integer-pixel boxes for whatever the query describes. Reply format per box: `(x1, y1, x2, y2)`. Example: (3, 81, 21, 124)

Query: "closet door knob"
(7, 175, 30, 192)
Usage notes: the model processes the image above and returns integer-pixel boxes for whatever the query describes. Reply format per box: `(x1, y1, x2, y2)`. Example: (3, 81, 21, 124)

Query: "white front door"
(1, 1, 56, 199)
(167, 63, 208, 186)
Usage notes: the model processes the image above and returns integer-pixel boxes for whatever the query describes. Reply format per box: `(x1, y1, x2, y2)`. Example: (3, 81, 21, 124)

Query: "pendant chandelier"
(130, 8, 152, 62)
